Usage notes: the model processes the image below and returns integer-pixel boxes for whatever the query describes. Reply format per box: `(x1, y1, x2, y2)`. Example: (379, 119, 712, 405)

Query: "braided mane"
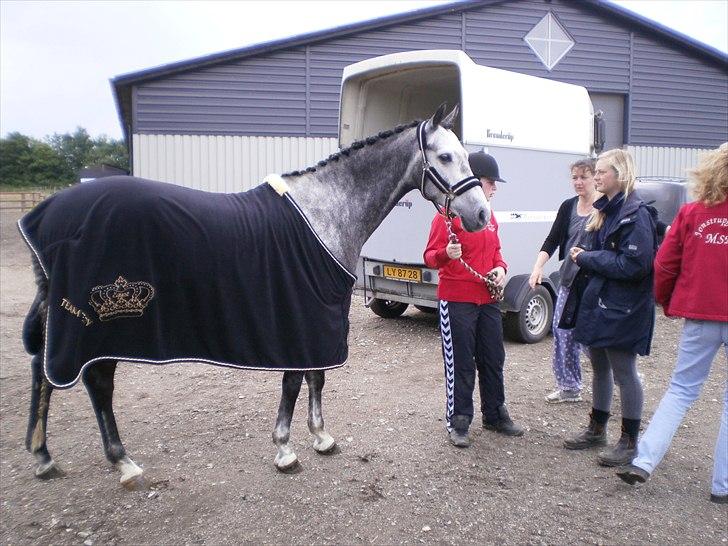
(281, 120, 420, 177)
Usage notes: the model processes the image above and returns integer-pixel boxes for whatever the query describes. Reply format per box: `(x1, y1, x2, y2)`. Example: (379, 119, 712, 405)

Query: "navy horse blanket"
(19, 176, 356, 388)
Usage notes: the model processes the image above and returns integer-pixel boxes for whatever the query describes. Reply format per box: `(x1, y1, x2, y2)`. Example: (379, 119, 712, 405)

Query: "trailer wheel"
(414, 305, 436, 314)
(503, 285, 553, 343)
(370, 299, 409, 318)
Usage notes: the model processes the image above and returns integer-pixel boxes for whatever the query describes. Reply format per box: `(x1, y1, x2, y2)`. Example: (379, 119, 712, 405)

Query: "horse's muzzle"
(463, 205, 489, 232)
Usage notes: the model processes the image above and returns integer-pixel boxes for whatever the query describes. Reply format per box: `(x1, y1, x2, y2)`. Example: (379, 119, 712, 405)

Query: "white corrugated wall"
(132, 134, 339, 192)
(628, 145, 713, 178)
(132, 135, 717, 191)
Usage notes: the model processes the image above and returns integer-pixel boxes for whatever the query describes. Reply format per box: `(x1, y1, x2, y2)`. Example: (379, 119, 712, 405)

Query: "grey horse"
(20, 104, 489, 487)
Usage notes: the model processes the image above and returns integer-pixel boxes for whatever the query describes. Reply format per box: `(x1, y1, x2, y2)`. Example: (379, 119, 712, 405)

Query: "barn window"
(524, 12, 575, 71)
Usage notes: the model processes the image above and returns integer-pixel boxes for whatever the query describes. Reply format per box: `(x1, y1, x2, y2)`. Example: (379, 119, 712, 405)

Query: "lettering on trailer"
(486, 129, 514, 142)
(394, 200, 413, 210)
(493, 210, 558, 223)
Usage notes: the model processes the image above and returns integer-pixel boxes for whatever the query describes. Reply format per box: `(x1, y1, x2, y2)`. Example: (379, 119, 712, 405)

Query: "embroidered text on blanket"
(60, 298, 93, 326)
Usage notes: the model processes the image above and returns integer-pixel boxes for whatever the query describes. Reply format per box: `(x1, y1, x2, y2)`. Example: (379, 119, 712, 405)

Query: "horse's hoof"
(276, 459, 303, 474)
(323, 443, 341, 455)
(313, 433, 336, 454)
(274, 450, 301, 473)
(116, 456, 145, 490)
(315, 441, 339, 456)
(121, 474, 149, 491)
(35, 461, 65, 480)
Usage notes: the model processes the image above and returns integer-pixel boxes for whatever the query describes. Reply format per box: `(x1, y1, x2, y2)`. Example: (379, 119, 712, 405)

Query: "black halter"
(417, 121, 481, 217)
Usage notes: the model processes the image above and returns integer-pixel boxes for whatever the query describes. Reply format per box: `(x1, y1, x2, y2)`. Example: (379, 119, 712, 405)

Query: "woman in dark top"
(564, 148, 657, 467)
(529, 159, 596, 404)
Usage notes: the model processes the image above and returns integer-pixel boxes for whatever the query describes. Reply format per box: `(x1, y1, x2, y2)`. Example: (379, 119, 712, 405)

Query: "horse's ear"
(441, 104, 460, 130)
(430, 103, 448, 128)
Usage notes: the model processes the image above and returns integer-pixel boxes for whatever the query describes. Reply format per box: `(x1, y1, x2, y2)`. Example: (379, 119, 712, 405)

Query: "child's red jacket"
(424, 213, 507, 305)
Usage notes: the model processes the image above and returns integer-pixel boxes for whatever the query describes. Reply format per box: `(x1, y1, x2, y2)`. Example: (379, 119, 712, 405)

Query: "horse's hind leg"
(272, 371, 304, 472)
(26, 354, 65, 479)
(24, 260, 63, 479)
(305, 370, 337, 454)
(83, 361, 146, 490)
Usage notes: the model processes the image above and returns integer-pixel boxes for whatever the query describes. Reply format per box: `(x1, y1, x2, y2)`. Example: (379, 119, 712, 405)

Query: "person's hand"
(488, 266, 506, 287)
(446, 243, 462, 260)
(569, 246, 584, 263)
(528, 267, 542, 289)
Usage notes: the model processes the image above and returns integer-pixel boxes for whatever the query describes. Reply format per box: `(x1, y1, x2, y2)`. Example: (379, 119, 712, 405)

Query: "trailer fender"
(502, 275, 557, 312)
(501, 275, 532, 313)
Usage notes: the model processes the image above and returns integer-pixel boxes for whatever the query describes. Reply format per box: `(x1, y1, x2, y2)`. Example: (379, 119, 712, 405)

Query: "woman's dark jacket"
(540, 196, 578, 260)
(562, 191, 658, 356)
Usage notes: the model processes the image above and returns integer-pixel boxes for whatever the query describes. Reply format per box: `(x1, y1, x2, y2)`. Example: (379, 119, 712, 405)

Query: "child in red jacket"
(424, 151, 523, 448)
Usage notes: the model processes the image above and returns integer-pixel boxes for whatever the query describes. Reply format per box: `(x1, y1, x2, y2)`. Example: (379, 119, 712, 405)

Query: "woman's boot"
(564, 409, 609, 449)
(598, 418, 640, 467)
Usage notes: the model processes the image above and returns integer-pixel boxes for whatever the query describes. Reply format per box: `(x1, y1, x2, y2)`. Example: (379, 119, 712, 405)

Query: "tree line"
(0, 128, 129, 188)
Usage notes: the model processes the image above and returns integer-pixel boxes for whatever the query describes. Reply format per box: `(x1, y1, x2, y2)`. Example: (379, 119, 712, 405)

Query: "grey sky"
(1, 0, 726, 140)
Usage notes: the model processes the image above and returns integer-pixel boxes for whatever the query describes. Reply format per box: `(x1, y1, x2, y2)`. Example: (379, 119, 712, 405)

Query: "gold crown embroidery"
(89, 276, 155, 321)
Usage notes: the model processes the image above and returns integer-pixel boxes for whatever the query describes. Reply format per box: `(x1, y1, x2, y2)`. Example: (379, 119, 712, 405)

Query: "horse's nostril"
(478, 208, 487, 226)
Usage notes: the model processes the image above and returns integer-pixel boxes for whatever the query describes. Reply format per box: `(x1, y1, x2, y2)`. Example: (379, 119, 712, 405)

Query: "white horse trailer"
(340, 50, 604, 342)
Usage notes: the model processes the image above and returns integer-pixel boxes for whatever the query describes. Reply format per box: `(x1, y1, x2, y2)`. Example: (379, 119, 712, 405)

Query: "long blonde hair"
(586, 148, 636, 232)
(690, 143, 728, 206)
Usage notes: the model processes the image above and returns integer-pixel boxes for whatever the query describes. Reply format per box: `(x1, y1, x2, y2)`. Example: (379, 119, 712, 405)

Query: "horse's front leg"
(26, 354, 65, 479)
(305, 370, 336, 454)
(273, 371, 304, 472)
(83, 360, 146, 490)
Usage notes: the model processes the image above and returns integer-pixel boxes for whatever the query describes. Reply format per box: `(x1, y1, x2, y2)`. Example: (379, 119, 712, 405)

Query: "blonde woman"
(617, 143, 728, 504)
(562, 149, 658, 467)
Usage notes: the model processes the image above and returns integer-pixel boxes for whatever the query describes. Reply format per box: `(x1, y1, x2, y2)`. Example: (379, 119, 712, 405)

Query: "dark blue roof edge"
(111, 0, 493, 86)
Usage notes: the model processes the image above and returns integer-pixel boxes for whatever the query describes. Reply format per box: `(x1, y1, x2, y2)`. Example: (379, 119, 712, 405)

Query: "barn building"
(112, 0, 728, 193)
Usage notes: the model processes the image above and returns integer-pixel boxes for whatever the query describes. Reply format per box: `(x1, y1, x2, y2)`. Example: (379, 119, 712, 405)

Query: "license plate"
(382, 265, 422, 283)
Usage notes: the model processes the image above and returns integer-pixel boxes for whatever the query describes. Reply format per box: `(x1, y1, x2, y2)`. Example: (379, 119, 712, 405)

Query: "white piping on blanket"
(265, 174, 357, 282)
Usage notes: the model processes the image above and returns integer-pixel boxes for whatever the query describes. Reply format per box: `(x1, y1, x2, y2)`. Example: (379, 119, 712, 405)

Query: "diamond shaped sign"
(524, 12, 575, 70)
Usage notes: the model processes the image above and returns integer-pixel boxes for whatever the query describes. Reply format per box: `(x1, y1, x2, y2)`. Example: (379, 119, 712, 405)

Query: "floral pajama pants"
(551, 285, 582, 391)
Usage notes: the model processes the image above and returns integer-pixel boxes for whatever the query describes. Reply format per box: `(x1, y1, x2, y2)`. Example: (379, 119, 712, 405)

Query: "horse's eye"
(438, 153, 452, 163)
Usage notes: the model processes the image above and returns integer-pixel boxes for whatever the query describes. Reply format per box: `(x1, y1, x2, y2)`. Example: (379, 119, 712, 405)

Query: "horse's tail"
(23, 257, 48, 356)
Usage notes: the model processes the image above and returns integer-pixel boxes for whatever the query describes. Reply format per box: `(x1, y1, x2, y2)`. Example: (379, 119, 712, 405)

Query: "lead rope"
(443, 213, 504, 302)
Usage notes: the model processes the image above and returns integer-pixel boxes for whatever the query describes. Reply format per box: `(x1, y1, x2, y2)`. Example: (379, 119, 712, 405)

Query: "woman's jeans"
(633, 319, 728, 495)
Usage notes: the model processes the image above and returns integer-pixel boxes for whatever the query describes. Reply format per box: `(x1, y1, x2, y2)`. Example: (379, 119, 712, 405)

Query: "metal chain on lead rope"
(442, 203, 504, 302)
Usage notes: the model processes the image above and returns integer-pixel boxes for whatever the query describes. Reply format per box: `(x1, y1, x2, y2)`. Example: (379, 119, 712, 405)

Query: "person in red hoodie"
(424, 151, 524, 448)
(617, 143, 728, 504)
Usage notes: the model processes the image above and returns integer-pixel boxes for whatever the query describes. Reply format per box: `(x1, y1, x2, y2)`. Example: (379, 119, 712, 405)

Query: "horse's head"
(418, 104, 490, 232)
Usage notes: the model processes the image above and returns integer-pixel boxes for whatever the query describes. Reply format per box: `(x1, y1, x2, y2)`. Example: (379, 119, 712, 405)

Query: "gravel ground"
(1, 207, 726, 545)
